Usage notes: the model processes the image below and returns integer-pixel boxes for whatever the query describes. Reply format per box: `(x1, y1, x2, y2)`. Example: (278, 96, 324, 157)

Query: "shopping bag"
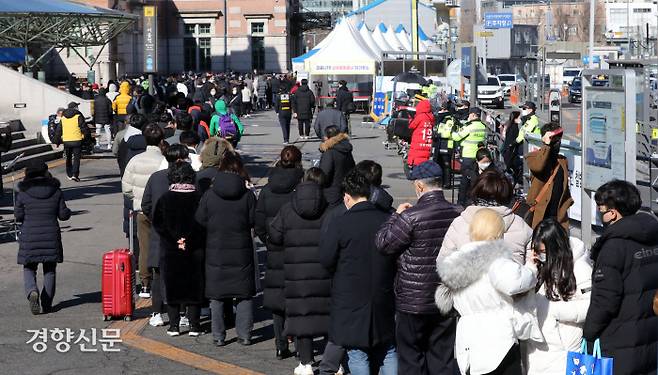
(565, 339, 613, 375)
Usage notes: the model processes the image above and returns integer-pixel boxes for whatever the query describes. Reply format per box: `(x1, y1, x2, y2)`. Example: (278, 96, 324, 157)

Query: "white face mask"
(537, 252, 547, 263)
(478, 162, 491, 171)
(521, 109, 530, 117)
(210, 90, 216, 96)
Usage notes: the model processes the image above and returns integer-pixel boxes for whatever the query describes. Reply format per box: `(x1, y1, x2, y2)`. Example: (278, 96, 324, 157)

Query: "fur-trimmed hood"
(18, 176, 61, 199)
(435, 240, 512, 314)
(319, 133, 352, 153)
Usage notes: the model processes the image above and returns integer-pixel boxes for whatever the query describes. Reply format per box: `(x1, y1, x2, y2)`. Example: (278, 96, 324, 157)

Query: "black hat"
(67, 101, 80, 109)
(521, 101, 536, 110)
(24, 161, 48, 179)
(455, 99, 470, 108)
(408, 160, 443, 180)
(468, 107, 481, 117)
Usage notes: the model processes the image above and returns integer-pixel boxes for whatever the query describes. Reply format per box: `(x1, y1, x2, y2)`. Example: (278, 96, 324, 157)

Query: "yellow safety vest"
(436, 116, 455, 149)
(452, 120, 487, 159)
(61, 114, 84, 142)
(515, 114, 541, 143)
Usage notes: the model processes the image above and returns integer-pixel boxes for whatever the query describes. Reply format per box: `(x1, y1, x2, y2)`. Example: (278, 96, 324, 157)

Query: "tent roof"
(291, 28, 334, 63)
(359, 24, 382, 56)
(395, 24, 407, 34)
(371, 23, 394, 52)
(346, 0, 435, 17)
(0, 0, 136, 48)
(384, 25, 405, 51)
(307, 19, 379, 63)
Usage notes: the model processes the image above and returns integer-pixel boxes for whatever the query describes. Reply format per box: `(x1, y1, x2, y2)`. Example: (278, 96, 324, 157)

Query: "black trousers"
(168, 304, 200, 331)
(458, 158, 476, 207)
(63, 142, 82, 178)
(396, 311, 457, 375)
(483, 344, 521, 375)
(150, 267, 164, 314)
(435, 149, 454, 187)
(278, 114, 291, 143)
(297, 119, 311, 137)
(319, 340, 346, 375)
(297, 337, 314, 365)
(272, 311, 288, 351)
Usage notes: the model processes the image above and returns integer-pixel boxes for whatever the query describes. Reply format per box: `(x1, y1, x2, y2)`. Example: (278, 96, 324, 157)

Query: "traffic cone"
(576, 111, 582, 136)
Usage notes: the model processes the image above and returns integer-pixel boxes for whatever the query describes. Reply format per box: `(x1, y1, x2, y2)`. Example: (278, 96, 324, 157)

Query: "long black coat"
(291, 84, 315, 120)
(376, 190, 461, 314)
(153, 190, 205, 304)
(269, 182, 331, 337)
(335, 86, 354, 113)
(16, 176, 71, 265)
(320, 201, 397, 348)
(254, 167, 304, 312)
(195, 172, 257, 300)
(195, 167, 220, 196)
(583, 212, 658, 375)
(93, 90, 113, 125)
(141, 169, 169, 269)
(318, 134, 355, 206)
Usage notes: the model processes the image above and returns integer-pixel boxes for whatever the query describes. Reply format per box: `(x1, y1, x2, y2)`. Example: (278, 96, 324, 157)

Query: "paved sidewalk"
(0, 109, 429, 375)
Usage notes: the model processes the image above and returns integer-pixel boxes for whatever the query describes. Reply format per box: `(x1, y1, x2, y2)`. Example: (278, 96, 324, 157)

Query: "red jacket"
(407, 100, 434, 167)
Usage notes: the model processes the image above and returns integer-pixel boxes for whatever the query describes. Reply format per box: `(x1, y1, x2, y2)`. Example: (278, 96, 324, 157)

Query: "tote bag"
(565, 339, 614, 375)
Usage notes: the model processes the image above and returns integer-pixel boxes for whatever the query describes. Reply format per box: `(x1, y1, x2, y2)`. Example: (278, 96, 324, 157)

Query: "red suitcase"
(102, 248, 134, 321)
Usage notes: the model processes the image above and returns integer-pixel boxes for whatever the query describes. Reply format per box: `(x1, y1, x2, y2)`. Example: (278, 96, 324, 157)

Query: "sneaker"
(28, 291, 40, 315)
(336, 365, 345, 375)
(188, 330, 202, 337)
(166, 326, 180, 337)
(72, 177, 80, 182)
(138, 287, 151, 298)
(66, 176, 74, 181)
(149, 313, 165, 327)
(179, 315, 189, 327)
(293, 363, 314, 375)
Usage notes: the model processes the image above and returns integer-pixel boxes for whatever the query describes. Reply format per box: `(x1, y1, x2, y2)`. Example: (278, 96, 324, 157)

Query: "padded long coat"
(254, 167, 303, 313)
(195, 171, 257, 300)
(268, 182, 330, 337)
(16, 176, 71, 265)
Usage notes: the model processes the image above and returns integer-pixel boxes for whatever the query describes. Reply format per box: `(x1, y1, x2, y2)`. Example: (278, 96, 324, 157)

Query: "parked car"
(497, 74, 526, 96)
(562, 68, 582, 85)
(568, 77, 582, 103)
(477, 76, 505, 109)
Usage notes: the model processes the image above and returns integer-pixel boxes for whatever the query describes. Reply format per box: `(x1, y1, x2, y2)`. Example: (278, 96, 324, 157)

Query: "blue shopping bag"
(565, 339, 614, 375)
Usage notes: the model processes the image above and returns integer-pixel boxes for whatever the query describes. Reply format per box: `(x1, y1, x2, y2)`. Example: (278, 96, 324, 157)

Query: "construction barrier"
(510, 84, 520, 105)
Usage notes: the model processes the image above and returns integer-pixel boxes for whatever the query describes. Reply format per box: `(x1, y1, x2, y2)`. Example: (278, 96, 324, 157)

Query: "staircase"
(2, 119, 62, 173)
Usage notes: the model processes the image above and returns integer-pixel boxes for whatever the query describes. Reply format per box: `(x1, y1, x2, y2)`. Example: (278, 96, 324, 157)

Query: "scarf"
(169, 183, 196, 193)
(474, 198, 499, 207)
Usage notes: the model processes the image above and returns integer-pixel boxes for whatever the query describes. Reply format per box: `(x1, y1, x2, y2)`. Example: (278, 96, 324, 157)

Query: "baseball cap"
(468, 107, 481, 117)
(521, 101, 536, 110)
(408, 160, 443, 181)
(67, 102, 80, 109)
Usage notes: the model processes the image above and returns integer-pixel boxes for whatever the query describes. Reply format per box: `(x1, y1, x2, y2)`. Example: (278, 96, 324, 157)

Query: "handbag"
(511, 163, 560, 225)
(565, 339, 614, 375)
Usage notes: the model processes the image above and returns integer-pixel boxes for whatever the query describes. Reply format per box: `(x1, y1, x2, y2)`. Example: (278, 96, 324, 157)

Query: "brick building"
(46, 0, 292, 84)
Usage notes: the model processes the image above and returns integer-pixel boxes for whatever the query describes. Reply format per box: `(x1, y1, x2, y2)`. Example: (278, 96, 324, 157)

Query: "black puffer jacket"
(291, 84, 315, 120)
(16, 176, 71, 265)
(269, 182, 330, 337)
(584, 212, 658, 375)
(255, 167, 304, 312)
(319, 133, 355, 206)
(93, 89, 113, 125)
(195, 172, 257, 300)
(375, 190, 460, 314)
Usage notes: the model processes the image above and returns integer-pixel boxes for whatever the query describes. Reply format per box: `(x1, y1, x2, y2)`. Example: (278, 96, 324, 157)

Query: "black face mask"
(456, 108, 468, 120)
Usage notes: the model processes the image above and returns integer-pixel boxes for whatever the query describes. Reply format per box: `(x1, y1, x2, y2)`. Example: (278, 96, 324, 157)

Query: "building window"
(252, 36, 265, 71)
(184, 38, 197, 71)
(182, 21, 214, 71)
(184, 24, 196, 35)
(251, 22, 265, 35)
(199, 37, 211, 71)
(198, 23, 211, 34)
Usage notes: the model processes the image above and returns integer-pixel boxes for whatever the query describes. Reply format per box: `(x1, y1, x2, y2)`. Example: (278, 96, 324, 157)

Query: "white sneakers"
(179, 315, 189, 327)
(148, 313, 165, 327)
(336, 365, 345, 375)
(293, 363, 313, 375)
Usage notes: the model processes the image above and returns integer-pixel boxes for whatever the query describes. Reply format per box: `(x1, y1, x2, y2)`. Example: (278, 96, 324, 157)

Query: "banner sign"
(143, 6, 157, 73)
(484, 13, 513, 29)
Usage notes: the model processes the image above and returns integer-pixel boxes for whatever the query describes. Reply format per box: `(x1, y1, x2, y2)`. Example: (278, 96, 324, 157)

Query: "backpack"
(218, 114, 237, 138)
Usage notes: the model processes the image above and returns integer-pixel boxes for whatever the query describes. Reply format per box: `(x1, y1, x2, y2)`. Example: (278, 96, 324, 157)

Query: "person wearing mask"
(178, 131, 202, 171)
(142, 144, 190, 327)
(313, 101, 348, 139)
(291, 79, 315, 140)
(59, 102, 90, 182)
(318, 126, 355, 207)
(433, 101, 457, 188)
(164, 113, 194, 146)
(453, 99, 470, 123)
(376, 160, 460, 375)
(525, 122, 572, 230)
(269, 168, 331, 375)
(195, 152, 257, 347)
(210, 99, 244, 146)
(583, 180, 658, 375)
(458, 147, 495, 207)
(515, 101, 541, 144)
(122, 124, 166, 298)
(436, 208, 537, 375)
(47, 108, 64, 146)
(94, 88, 114, 151)
(407, 99, 434, 170)
(241, 84, 252, 118)
(255, 146, 304, 360)
(106, 82, 119, 102)
(228, 86, 242, 117)
(439, 169, 532, 265)
(525, 218, 592, 375)
(16, 162, 71, 315)
(452, 108, 488, 206)
(152, 161, 205, 337)
(112, 81, 132, 126)
(321, 170, 398, 375)
(335, 80, 354, 134)
(116, 114, 148, 177)
(274, 87, 293, 144)
(257, 77, 268, 110)
(196, 137, 233, 195)
(501, 111, 523, 187)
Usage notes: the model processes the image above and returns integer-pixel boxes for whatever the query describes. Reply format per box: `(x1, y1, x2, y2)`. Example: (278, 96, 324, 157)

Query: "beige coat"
(122, 146, 165, 211)
(438, 205, 533, 265)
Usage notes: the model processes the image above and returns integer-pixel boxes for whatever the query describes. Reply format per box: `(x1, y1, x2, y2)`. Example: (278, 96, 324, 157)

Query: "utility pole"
(470, 46, 478, 105)
(588, 0, 595, 66)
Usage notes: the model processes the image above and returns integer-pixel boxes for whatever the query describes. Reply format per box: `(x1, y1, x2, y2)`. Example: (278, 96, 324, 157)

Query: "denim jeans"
(23, 262, 57, 309)
(347, 344, 398, 375)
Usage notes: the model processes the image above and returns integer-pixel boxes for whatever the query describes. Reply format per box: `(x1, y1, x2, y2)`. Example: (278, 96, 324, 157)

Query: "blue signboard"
(484, 13, 513, 29)
(0, 48, 25, 63)
(461, 46, 471, 77)
(372, 92, 386, 118)
(582, 55, 601, 64)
